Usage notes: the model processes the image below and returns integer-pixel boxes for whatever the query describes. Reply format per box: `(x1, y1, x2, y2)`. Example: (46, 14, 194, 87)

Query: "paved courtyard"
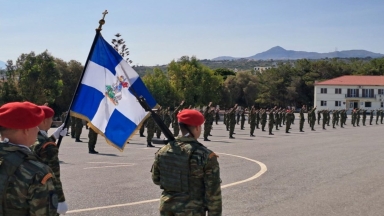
(54, 116, 384, 216)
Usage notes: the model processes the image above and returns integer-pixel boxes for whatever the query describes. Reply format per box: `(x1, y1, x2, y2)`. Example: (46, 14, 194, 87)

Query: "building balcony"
(345, 94, 377, 99)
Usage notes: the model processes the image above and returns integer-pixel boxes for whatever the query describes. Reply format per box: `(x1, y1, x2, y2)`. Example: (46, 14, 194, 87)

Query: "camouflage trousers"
(156, 126, 162, 138)
(147, 127, 155, 143)
(140, 124, 145, 135)
(203, 123, 211, 138)
(250, 122, 256, 135)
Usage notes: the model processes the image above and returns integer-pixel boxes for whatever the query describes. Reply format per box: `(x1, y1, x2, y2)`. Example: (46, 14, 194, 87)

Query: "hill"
(212, 46, 384, 61)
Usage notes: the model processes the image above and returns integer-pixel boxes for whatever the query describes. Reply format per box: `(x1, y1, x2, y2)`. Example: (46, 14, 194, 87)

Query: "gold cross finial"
(96, 10, 108, 31)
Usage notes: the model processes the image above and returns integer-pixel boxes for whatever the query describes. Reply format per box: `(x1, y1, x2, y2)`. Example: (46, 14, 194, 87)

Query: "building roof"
(315, 75, 384, 86)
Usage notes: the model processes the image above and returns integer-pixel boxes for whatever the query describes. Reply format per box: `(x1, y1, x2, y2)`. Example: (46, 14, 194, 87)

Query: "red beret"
(177, 109, 205, 126)
(0, 102, 45, 129)
(39, 106, 55, 118)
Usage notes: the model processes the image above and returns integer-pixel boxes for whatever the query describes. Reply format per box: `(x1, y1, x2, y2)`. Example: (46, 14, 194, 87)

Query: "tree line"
(1, 50, 384, 116)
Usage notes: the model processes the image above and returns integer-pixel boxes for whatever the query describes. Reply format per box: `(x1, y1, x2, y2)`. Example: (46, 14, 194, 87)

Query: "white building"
(314, 75, 384, 112)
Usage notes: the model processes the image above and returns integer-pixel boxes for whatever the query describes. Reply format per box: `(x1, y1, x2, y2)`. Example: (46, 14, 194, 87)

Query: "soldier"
(236, 108, 241, 125)
(309, 106, 317, 131)
(326, 110, 331, 126)
(74, 117, 83, 142)
(215, 107, 220, 125)
(356, 109, 361, 126)
(31, 106, 69, 215)
(0, 101, 58, 215)
(370, 110, 374, 125)
(146, 116, 156, 147)
(340, 110, 345, 128)
(317, 110, 321, 125)
(376, 109, 380, 125)
(322, 110, 328, 130)
(172, 101, 185, 137)
(332, 110, 337, 128)
(223, 108, 227, 126)
(151, 109, 222, 216)
(381, 109, 384, 124)
(282, 110, 286, 125)
(88, 126, 99, 154)
(203, 102, 213, 141)
(352, 109, 358, 127)
(249, 107, 256, 137)
(261, 109, 267, 132)
(229, 104, 238, 138)
(256, 109, 261, 129)
(240, 109, 246, 130)
(299, 105, 306, 132)
(285, 109, 292, 133)
(268, 107, 276, 135)
(155, 107, 163, 139)
(274, 109, 280, 131)
(70, 115, 76, 138)
(163, 107, 172, 129)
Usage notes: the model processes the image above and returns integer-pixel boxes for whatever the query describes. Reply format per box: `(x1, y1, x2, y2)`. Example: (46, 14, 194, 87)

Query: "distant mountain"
(212, 46, 384, 61)
(0, 60, 6, 69)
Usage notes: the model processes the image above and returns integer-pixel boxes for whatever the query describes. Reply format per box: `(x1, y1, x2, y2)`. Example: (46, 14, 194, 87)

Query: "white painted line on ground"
(67, 153, 267, 214)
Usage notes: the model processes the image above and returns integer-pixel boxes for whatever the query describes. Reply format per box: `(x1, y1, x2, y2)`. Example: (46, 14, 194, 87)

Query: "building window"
(347, 89, 359, 97)
(365, 102, 372, 107)
(335, 88, 342, 94)
(335, 101, 341, 106)
(321, 101, 327, 106)
(381, 102, 384, 108)
(378, 89, 384, 95)
(321, 88, 327, 94)
(362, 89, 374, 98)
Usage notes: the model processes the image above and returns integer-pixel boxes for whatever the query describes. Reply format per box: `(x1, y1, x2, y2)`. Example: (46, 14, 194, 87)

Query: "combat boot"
(147, 142, 155, 147)
(204, 137, 211, 141)
(140, 134, 145, 137)
(75, 139, 82, 142)
(250, 134, 255, 137)
(229, 136, 235, 139)
(89, 149, 99, 154)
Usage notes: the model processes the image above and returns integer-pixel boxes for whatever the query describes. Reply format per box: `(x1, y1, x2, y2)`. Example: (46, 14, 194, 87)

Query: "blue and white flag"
(71, 34, 157, 151)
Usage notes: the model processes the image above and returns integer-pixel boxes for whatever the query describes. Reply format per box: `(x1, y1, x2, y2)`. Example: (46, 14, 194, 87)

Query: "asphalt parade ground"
(54, 116, 384, 216)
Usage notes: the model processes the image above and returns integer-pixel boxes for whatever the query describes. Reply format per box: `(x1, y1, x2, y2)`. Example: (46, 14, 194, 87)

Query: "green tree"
(167, 56, 223, 106)
(16, 51, 63, 105)
(142, 67, 179, 107)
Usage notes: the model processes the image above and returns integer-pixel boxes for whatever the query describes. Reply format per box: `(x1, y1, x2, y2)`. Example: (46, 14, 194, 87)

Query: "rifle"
(131, 91, 175, 144)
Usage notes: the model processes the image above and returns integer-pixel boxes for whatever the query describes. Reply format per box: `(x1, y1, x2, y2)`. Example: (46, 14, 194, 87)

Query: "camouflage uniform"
(229, 108, 236, 138)
(151, 137, 222, 216)
(285, 110, 292, 133)
(172, 104, 183, 137)
(249, 109, 256, 136)
(75, 117, 83, 141)
(203, 106, 212, 140)
(240, 111, 246, 130)
(31, 131, 66, 205)
(299, 108, 305, 132)
(0, 141, 58, 215)
(261, 110, 267, 131)
(215, 109, 220, 125)
(70, 116, 76, 138)
(146, 117, 156, 145)
(370, 110, 374, 125)
(163, 110, 172, 129)
(268, 110, 275, 135)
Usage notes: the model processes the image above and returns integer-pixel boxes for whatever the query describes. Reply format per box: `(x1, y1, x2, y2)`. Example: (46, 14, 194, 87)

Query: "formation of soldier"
(141, 101, 384, 143)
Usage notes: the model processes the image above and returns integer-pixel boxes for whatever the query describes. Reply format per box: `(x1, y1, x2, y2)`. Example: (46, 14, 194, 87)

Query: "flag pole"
(57, 10, 108, 148)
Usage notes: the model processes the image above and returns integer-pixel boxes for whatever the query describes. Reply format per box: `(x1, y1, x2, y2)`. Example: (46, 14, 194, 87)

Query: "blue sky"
(0, 0, 383, 66)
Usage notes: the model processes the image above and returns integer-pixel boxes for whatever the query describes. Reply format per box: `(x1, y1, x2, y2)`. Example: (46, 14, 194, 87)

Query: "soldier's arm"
(44, 144, 66, 202)
(204, 153, 222, 216)
(151, 154, 161, 185)
(29, 172, 58, 216)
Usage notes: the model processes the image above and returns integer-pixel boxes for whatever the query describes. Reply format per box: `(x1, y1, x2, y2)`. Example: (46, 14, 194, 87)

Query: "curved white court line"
(67, 153, 267, 214)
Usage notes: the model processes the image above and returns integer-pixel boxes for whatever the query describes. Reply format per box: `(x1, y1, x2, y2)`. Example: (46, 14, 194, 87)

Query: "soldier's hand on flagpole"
(53, 124, 66, 139)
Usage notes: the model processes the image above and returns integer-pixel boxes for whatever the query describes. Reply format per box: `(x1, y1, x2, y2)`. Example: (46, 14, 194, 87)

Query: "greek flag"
(71, 34, 156, 151)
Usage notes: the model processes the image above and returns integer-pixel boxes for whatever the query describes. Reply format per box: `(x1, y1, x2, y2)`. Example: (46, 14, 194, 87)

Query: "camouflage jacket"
(31, 131, 66, 202)
(0, 141, 57, 215)
(151, 137, 222, 215)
